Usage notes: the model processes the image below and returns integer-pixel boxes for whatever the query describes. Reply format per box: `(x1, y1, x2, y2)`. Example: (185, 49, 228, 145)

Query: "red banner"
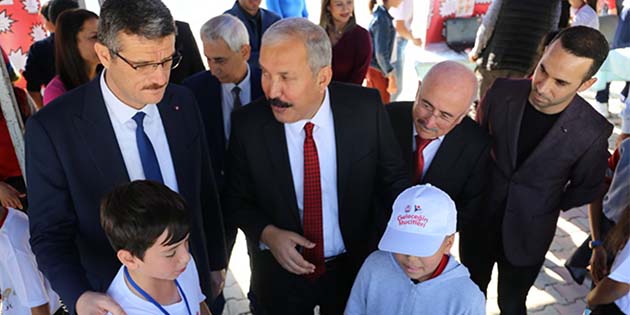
(426, 0, 491, 44)
(0, 0, 45, 88)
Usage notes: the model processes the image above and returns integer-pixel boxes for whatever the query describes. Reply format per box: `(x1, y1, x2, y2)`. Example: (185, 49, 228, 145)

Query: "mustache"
(417, 120, 439, 133)
(142, 83, 166, 91)
(269, 98, 293, 108)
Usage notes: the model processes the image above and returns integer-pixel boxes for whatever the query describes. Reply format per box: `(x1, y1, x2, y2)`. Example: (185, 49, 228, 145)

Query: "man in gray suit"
(474, 26, 613, 315)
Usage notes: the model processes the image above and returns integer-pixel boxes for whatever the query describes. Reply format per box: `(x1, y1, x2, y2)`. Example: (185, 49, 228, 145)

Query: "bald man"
(387, 61, 491, 262)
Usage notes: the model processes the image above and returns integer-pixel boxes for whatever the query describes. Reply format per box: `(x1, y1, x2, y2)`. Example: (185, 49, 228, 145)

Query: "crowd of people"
(1, 0, 630, 315)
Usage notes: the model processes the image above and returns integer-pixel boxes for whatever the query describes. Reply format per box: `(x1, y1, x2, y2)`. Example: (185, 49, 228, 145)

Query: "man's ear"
(316, 65, 333, 91)
(240, 44, 251, 61)
(94, 42, 112, 69)
(117, 249, 141, 270)
(577, 77, 597, 93)
(442, 234, 455, 254)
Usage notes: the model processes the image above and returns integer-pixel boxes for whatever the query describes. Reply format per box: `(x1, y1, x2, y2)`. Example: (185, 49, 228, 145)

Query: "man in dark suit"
(224, 18, 409, 314)
(25, 1, 227, 314)
(183, 14, 263, 315)
(387, 61, 491, 264)
(474, 26, 613, 315)
(183, 14, 263, 190)
(224, 0, 281, 69)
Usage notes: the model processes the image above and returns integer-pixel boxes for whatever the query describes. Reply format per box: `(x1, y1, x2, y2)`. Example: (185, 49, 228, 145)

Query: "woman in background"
(320, 0, 372, 85)
(366, 0, 402, 104)
(44, 9, 99, 105)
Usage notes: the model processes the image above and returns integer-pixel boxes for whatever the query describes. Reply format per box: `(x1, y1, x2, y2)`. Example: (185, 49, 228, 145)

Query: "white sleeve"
(185, 255, 206, 304)
(621, 100, 630, 133)
(470, 0, 502, 58)
(1, 227, 51, 308)
(610, 241, 630, 284)
(389, 0, 413, 22)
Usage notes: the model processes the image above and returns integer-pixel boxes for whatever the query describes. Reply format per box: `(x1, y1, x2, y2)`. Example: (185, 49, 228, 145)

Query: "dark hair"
(100, 180, 191, 260)
(586, 0, 598, 11)
(368, 0, 377, 12)
(550, 26, 609, 81)
(606, 206, 630, 255)
(97, 0, 176, 53)
(55, 9, 98, 91)
(48, 0, 79, 25)
(40, 2, 50, 22)
(320, 0, 357, 35)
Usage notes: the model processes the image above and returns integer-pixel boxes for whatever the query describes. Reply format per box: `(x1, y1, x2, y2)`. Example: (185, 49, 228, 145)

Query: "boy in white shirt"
(345, 184, 485, 315)
(0, 206, 62, 315)
(101, 180, 211, 315)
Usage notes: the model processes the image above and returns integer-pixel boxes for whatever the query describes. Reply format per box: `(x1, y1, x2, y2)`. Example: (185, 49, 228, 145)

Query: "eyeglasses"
(114, 51, 182, 74)
(416, 100, 465, 125)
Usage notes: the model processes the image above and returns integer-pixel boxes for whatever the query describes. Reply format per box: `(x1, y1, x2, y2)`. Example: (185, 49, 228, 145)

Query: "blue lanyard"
(124, 267, 192, 315)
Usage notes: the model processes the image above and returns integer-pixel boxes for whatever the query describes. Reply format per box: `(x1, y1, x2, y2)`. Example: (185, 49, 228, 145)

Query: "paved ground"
(219, 82, 627, 315)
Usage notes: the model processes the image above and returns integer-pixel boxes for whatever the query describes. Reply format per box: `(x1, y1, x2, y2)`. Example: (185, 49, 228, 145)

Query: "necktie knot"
(132, 111, 146, 126)
(415, 135, 432, 152)
(304, 122, 315, 138)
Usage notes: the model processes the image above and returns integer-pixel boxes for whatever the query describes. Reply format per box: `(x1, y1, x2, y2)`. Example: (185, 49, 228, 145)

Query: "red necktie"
(302, 122, 325, 280)
(414, 135, 433, 184)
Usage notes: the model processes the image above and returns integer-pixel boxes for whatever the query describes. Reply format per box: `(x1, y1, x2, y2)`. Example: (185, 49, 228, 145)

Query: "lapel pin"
(174, 105, 180, 111)
(561, 127, 567, 133)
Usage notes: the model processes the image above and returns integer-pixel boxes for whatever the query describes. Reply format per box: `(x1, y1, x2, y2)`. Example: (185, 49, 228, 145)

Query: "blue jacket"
(225, 2, 281, 69)
(266, 0, 308, 18)
(369, 5, 396, 76)
(613, 6, 630, 48)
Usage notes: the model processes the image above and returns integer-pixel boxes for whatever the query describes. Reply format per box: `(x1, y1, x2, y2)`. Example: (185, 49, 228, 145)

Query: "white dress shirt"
(100, 71, 179, 192)
(284, 89, 345, 258)
(412, 125, 444, 180)
(221, 65, 252, 141)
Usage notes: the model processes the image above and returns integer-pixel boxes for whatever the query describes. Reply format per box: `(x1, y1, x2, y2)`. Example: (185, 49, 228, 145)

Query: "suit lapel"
(74, 79, 129, 189)
(330, 86, 357, 211)
(505, 89, 528, 171)
(423, 124, 463, 183)
(263, 115, 301, 225)
(158, 88, 196, 196)
(520, 96, 583, 168)
(208, 74, 226, 149)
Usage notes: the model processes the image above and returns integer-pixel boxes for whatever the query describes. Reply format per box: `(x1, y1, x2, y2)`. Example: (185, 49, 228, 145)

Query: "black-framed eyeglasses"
(114, 51, 182, 74)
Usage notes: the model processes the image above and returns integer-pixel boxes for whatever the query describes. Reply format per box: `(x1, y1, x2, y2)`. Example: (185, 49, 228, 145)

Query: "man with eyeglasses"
(25, 1, 227, 314)
(182, 14, 264, 315)
(386, 60, 491, 279)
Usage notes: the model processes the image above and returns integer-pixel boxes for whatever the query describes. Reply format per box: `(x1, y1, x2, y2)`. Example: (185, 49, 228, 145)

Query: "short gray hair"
(97, 0, 176, 53)
(200, 14, 249, 52)
(262, 18, 331, 73)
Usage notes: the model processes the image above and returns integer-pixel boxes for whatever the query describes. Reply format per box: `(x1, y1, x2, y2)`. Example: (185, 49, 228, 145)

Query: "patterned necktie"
(232, 86, 242, 110)
(413, 135, 433, 184)
(302, 122, 325, 280)
(132, 112, 164, 183)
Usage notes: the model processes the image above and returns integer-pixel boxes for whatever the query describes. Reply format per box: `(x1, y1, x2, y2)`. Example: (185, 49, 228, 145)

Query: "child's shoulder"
(365, 250, 393, 264)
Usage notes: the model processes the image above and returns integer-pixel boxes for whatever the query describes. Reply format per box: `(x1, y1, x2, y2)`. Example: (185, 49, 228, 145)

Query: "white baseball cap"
(378, 184, 457, 257)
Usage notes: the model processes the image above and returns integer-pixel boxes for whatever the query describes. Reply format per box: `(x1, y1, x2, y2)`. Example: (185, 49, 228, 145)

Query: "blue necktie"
(132, 112, 164, 183)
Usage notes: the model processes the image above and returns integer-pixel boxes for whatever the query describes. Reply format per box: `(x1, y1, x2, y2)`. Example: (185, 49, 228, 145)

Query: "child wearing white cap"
(345, 184, 485, 315)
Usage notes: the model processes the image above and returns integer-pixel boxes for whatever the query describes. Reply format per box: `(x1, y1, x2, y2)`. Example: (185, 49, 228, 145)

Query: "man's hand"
(210, 269, 226, 299)
(411, 37, 423, 46)
(0, 182, 25, 209)
(590, 247, 608, 284)
(76, 291, 126, 315)
(468, 51, 479, 63)
(260, 225, 316, 275)
(387, 74, 398, 95)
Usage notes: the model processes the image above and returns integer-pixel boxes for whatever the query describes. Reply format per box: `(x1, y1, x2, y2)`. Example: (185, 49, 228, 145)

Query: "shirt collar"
(412, 124, 445, 143)
(222, 64, 251, 90)
(285, 88, 332, 134)
(100, 70, 159, 125)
